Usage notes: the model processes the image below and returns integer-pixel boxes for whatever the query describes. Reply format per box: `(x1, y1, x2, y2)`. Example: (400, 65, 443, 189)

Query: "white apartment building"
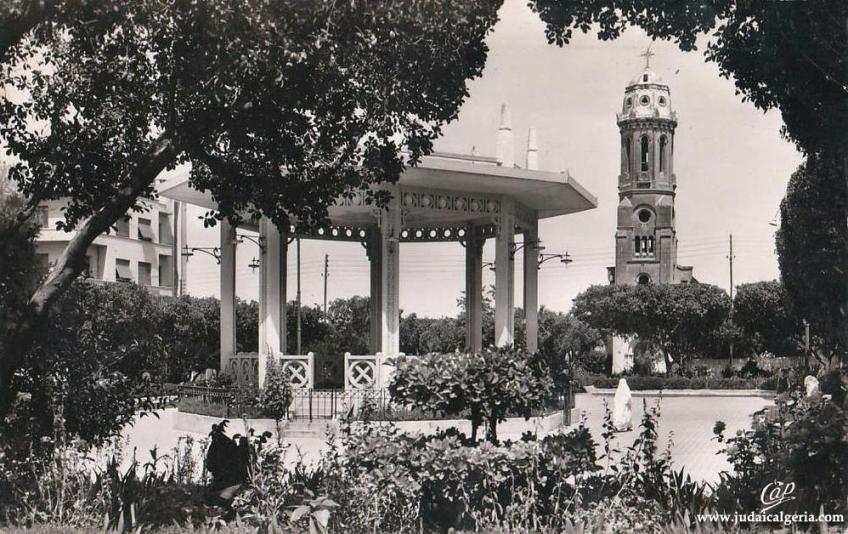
(34, 190, 185, 297)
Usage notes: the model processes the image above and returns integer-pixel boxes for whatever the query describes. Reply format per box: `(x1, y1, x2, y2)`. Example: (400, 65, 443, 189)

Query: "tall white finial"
(525, 128, 538, 170)
(496, 104, 514, 167)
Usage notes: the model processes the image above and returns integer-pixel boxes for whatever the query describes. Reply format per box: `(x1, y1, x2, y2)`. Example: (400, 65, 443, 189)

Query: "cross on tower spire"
(640, 44, 655, 69)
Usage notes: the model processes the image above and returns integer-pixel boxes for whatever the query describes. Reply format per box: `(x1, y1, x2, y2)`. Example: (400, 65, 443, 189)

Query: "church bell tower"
(611, 52, 693, 285)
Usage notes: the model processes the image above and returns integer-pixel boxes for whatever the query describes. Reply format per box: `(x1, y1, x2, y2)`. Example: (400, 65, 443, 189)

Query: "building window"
(138, 261, 152, 287)
(638, 209, 652, 223)
(37, 206, 49, 228)
(625, 138, 632, 173)
(138, 218, 155, 241)
(115, 217, 130, 238)
(116, 259, 132, 282)
(624, 97, 632, 108)
(634, 236, 641, 255)
(158, 254, 174, 288)
(658, 96, 666, 106)
(640, 95, 650, 105)
(158, 213, 173, 245)
(640, 136, 650, 172)
(649, 236, 655, 254)
(637, 273, 651, 285)
(659, 135, 667, 172)
(642, 74, 648, 82)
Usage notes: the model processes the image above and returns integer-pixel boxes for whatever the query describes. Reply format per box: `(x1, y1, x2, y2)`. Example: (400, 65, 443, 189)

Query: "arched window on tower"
(640, 135, 650, 172)
(659, 135, 667, 173)
(624, 138, 631, 174)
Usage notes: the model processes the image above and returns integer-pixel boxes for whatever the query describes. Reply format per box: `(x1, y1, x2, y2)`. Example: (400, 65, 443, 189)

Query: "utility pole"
(296, 237, 302, 355)
(728, 234, 735, 366)
(322, 254, 329, 319)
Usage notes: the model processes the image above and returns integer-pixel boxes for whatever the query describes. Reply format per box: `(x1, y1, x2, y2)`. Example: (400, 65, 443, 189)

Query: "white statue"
(804, 375, 820, 397)
(612, 378, 633, 432)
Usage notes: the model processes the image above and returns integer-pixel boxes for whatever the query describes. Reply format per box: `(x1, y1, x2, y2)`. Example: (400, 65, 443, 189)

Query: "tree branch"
(29, 132, 177, 316)
(0, 131, 177, 417)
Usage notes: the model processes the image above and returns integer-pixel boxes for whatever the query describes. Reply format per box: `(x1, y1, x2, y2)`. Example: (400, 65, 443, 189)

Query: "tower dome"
(621, 66, 674, 120)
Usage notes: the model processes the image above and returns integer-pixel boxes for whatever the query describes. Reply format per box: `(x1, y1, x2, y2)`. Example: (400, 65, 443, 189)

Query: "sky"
(180, 0, 802, 318)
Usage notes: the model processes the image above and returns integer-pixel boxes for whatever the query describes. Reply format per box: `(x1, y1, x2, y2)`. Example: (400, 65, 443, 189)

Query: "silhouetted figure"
(205, 420, 248, 506)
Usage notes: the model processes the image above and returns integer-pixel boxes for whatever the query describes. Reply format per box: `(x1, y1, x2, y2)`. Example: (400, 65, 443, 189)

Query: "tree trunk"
(486, 411, 498, 444)
(0, 134, 177, 418)
(470, 406, 480, 442)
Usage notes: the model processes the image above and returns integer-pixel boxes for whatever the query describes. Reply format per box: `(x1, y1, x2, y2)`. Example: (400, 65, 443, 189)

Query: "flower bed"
(578, 374, 777, 391)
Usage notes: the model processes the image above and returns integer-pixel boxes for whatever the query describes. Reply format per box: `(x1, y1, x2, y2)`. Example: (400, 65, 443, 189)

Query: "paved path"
(572, 392, 772, 484)
(121, 394, 772, 484)
(121, 409, 329, 472)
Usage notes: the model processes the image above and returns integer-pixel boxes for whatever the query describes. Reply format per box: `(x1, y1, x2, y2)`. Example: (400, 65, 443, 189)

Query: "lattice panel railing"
(344, 353, 379, 390)
(278, 353, 314, 389)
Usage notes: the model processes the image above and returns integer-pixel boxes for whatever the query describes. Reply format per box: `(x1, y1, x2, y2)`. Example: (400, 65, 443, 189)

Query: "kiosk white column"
(523, 219, 539, 353)
(220, 220, 237, 368)
(494, 199, 515, 347)
(380, 194, 401, 358)
(465, 224, 484, 353)
(257, 217, 287, 386)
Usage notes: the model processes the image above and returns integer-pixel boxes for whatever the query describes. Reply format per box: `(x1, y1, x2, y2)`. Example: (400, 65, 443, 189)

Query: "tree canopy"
(776, 156, 848, 364)
(733, 280, 803, 359)
(571, 283, 730, 369)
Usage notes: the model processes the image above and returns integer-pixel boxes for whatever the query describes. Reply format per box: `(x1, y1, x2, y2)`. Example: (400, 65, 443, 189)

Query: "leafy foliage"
(538, 309, 603, 393)
(155, 295, 221, 382)
(733, 280, 803, 358)
(572, 283, 731, 371)
(776, 155, 848, 365)
(259, 359, 292, 423)
(389, 347, 554, 443)
(2, 0, 500, 231)
(16, 281, 164, 445)
(0, 182, 44, 376)
(713, 381, 848, 519)
(580, 374, 777, 391)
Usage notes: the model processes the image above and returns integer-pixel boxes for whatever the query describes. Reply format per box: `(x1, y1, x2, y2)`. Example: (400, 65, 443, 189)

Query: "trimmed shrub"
(580, 374, 777, 391)
(389, 347, 554, 442)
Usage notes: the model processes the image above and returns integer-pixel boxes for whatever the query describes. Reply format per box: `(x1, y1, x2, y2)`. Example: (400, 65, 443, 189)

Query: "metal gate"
(286, 388, 388, 422)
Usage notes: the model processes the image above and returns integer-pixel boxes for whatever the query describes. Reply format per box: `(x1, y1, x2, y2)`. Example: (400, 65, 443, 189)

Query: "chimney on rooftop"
(525, 128, 538, 170)
(495, 104, 514, 168)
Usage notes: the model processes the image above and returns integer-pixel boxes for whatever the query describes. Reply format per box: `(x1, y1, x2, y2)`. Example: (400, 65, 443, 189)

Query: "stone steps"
(281, 420, 338, 438)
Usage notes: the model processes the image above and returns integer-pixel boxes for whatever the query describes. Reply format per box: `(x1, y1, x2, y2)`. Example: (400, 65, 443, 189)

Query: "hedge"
(579, 375, 777, 391)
